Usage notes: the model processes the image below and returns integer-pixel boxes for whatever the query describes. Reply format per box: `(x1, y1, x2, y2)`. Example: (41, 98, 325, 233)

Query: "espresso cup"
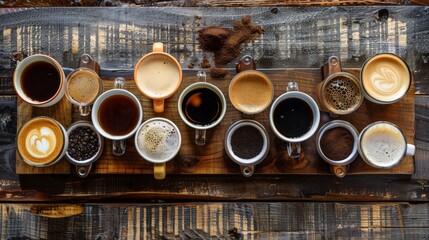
(316, 120, 359, 177)
(317, 56, 363, 116)
(178, 81, 227, 146)
(135, 117, 181, 180)
(17, 116, 68, 167)
(225, 120, 270, 177)
(358, 121, 415, 169)
(91, 77, 143, 156)
(134, 42, 182, 113)
(65, 68, 103, 116)
(360, 53, 411, 104)
(13, 54, 66, 107)
(229, 70, 274, 116)
(269, 82, 320, 158)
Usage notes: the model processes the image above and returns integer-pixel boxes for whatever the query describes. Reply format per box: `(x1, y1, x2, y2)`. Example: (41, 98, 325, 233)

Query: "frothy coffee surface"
(67, 70, 101, 104)
(136, 55, 180, 98)
(18, 118, 64, 165)
(137, 120, 180, 162)
(361, 123, 406, 167)
(229, 71, 273, 114)
(324, 76, 362, 112)
(362, 54, 410, 102)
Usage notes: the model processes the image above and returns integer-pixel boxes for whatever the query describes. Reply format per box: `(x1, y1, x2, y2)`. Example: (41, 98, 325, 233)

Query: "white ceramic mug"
(13, 54, 66, 107)
(269, 82, 320, 158)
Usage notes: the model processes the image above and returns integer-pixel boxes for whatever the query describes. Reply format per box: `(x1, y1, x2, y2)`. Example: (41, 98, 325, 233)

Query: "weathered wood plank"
(0, 202, 429, 239)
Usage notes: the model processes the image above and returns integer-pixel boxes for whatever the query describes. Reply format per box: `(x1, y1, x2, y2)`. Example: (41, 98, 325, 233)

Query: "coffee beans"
(67, 126, 100, 161)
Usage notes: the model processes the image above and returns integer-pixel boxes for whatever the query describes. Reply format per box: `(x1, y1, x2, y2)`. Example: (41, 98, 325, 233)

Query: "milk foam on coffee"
(362, 54, 410, 102)
(137, 120, 180, 161)
(135, 55, 180, 97)
(18, 118, 64, 164)
(324, 76, 361, 111)
(361, 123, 405, 167)
(229, 71, 273, 113)
(67, 70, 101, 104)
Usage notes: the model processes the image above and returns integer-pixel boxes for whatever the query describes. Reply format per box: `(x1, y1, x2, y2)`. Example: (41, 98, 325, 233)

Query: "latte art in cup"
(17, 117, 66, 166)
(361, 53, 411, 104)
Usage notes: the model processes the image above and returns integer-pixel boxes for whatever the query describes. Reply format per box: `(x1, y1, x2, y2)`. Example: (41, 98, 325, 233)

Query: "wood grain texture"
(1, 202, 429, 239)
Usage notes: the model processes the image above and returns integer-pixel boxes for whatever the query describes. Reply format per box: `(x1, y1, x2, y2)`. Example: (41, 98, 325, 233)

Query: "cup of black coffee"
(225, 120, 270, 177)
(91, 77, 143, 156)
(178, 78, 226, 146)
(269, 82, 320, 158)
(316, 120, 359, 177)
(13, 54, 66, 107)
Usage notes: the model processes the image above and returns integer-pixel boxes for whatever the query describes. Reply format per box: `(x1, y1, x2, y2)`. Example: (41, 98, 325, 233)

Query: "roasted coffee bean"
(67, 126, 100, 161)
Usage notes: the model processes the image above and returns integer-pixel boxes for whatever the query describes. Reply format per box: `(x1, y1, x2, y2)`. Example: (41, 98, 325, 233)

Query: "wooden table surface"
(0, 2, 428, 239)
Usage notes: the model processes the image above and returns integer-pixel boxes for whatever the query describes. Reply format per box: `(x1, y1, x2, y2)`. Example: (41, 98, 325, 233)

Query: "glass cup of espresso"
(17, 116, 69, 167)
(91, 77, 143, 156)
(360, 53, 412, 104)
(65, 68, 103, 116)
(229, 70, 274, 117)
(135, 117, 181, 180)
(316, 120, 359, 177)
(269, 82, 320, 158)
(358, 121, 415, 169)
(225, 120, 270, 177)
(134, 42, 182, 113)
(317, 56, 363, 116)
(178, 72, 227, 146)
(13, 54, 66, 107)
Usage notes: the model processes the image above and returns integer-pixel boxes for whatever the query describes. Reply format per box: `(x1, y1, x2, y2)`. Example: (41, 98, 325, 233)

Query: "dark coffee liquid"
(231, 125, 264, 159)
(182, 88, 221, 126)
(273, 98, 313, 138)
(21, 61, 61, 102)
(320, 127, 354, 160)
(98, 95, 139, 136)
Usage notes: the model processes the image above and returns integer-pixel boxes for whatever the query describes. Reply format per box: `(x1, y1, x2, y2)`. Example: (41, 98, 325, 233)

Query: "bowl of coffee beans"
(66, 121, 103, 177)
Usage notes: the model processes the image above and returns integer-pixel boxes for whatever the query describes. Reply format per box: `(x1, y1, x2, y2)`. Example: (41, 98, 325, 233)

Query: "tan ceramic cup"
(134, 42, 182, 113)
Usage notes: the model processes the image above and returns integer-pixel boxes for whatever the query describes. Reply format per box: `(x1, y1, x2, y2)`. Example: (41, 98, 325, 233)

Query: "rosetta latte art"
(25, 127, 57, 158)
(371, 65, 400, 94)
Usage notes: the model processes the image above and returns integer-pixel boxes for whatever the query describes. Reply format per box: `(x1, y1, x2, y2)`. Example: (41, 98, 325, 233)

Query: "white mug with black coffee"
(269, 82, 320, 158)
(13, 54, 66, 107)
(178, 71, 226, 146)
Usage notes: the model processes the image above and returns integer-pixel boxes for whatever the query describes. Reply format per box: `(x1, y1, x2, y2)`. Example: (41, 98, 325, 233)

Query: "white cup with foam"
(358, 121, 415, 169)
(134, 117, 181, 179)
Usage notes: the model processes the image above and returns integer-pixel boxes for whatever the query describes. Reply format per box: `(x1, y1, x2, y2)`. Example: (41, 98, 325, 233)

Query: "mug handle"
(154, 163, 166, 180)
(240, 165, 254, 177)
(322, 56, 342, 79)
(406, 144, 416, 156)
(195, 129, 206, 146)
(76, 165, 92, 178)
(153, 42, 164, 52)
(286, 81, 302, 158)
(331, 165, 347, 178)
(112, 77, 126, 156)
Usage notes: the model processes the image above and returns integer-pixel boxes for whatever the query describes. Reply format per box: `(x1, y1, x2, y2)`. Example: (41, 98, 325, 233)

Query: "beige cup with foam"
(134, 42, 182, 113)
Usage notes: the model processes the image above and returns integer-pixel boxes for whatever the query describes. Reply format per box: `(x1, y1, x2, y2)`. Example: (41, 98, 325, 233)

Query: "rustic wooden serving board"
(16, 68, 415, 175)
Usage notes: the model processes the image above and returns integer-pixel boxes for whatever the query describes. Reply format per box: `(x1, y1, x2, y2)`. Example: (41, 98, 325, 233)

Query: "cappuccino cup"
(360, 53, 411, 104)
(358, 121, 415, 169)
(17, 116, 68, 167)
(134, 42, 182, 113)
(316, 120, 359, 177)
(13, 54, 66, 107)
(225, 120, 270, 177)
(178, 72, 227, 146)
(317, 56, 363, 116)
(229, 70, 274, 116)
(269, 82, 320, 158)
(92, 77, 143, 156)
(65, 68, 103, 116)
(135, 117, 181, 180)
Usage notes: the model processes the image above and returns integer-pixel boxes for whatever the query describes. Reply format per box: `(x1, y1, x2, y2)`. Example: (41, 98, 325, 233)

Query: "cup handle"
(236, 55, 256, 73)
(114, 77, 125, 89)
(195, 129, 206, 146)
(78, 105, 91, 117)
(154, 163, 166, 180)
(153, 42, 164, 52)
(287, 142, 301, 159)
(76, 165, 92, 178)
(112, 140, 126, 156)
(322, 56, 342, 79)
(287, 82, 299, 92)
(153, 99, 164, 113)
(79, 54, 100, 73)
(330, 165, 347, 178)
(406, 144, 416, 156)
(240, 165, 254, 177)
